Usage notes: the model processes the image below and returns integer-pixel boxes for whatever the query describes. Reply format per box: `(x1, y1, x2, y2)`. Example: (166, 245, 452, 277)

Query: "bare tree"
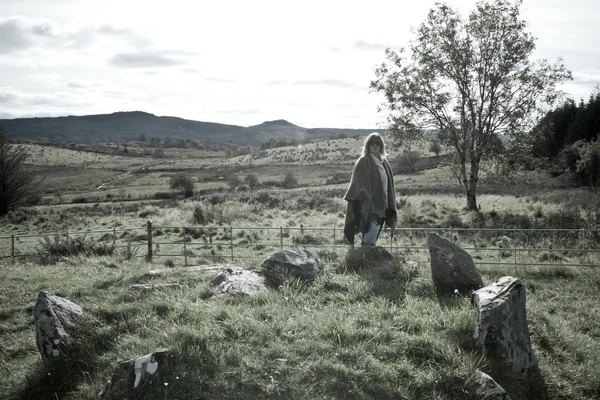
(0, 125, 40, 215)
(371, 0, 571, 209)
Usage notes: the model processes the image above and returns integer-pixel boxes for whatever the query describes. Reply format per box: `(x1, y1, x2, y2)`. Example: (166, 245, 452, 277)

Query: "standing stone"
(427, 232, 484, 295)
(34, 291, 83, 363)
(261, 248, 321, 280)
(97, 351, 169, 400)
(472, 276, 534, 374)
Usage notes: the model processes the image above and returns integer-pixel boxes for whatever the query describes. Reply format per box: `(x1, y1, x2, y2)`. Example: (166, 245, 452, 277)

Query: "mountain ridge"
(0, 111, 386, 147)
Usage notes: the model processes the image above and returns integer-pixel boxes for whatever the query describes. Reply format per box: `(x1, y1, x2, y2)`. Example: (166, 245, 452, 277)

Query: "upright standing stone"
(472, 276, 534, 374)
(34, 291, 83, 363)
(427, 232, 484, 295)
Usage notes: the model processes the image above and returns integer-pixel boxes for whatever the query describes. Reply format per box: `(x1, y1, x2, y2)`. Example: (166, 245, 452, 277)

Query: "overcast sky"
(1, 0, 599, 128)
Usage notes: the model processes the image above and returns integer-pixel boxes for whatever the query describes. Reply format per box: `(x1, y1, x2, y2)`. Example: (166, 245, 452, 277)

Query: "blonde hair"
(361, 132, 387, 157)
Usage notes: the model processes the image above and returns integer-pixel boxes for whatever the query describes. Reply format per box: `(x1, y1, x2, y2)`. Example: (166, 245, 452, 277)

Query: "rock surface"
(261, 248, 321, 280)
(34, 291, 83, 363)
(475, 370, 512, 399)
(210, 267, 269, 296)
(129, 283, 182, 292)
(427, 232, 484, 295)
(97, 350, 169, 400)
(472, 276, 534, 374)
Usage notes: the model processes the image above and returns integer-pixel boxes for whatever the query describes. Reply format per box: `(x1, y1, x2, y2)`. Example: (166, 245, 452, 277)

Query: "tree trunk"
(466, 159, 480, 210)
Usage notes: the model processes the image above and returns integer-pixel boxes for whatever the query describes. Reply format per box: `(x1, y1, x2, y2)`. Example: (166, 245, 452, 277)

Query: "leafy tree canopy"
(371, 0, 571, 209)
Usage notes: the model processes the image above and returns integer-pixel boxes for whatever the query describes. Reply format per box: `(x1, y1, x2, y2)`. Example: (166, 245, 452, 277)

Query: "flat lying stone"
(210, 267, 269, 297)
(148, 264, 228, 275)
(129, 283, 182, 292)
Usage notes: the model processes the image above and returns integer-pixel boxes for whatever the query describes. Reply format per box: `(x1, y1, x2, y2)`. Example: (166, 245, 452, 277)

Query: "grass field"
(1, 138, 600, 399)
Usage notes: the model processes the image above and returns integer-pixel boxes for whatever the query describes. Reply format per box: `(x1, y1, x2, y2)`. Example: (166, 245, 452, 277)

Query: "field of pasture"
(1, 138, 600, 399)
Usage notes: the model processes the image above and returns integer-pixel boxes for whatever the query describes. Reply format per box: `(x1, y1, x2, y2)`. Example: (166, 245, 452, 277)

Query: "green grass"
(1, 251, 600, 399)
(3, 138, 600, 398)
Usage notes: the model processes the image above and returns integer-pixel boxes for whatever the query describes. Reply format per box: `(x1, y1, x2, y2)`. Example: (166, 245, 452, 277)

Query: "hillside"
(0, 111, 386, 147)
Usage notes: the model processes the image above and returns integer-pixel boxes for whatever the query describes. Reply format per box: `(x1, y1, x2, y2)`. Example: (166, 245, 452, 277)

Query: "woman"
(343, 132, 397, 247)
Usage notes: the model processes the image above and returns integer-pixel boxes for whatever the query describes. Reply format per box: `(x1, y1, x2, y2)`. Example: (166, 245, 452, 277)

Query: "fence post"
(280, 226, 283, 250)
(582, 228, 591, 265)
(230, 226, 234, 261)
(183, 226, 188, 267)
(112, 228, 116, 248)
(11, 235, 15, 264)
(333, 226, 336, 250)
(450, 226, 453, 242)
(513, 228, 517, 275)
(146, 220, 153, 262)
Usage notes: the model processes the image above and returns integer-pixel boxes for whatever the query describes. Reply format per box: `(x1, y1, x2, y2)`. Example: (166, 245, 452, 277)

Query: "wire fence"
(1, 221, 599, 269)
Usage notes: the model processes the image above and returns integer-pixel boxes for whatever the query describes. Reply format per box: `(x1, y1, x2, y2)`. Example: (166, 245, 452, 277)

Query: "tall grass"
(2, 252, 600, 399)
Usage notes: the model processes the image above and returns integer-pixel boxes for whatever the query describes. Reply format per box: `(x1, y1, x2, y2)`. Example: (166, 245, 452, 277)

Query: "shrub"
(245, 173, 259, 189)
(443, 212, 465, 228)
(429, 140, 442, 156)
(120, 241, 139, 260)
(227, 174, 241, 191)
(296, 196, 338, 213)
(325, 172, 348, 185)
(292, 234, 327, 245)
(37, 234, 116, 264)
(576, 139, 600, 187)
(154, 191, 177, 200)
(282, 171, 298, 189)
(193, 204, 207, 225)
(138, 209, 157, 218)
(254, 192, 280, 208)
(399, 150, 421, 172)
(170, 173, 195, 197)
(542, 208, 584, 229)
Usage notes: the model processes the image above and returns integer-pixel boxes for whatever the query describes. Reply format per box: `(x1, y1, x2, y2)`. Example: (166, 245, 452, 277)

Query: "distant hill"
(0, 111, 386, 147)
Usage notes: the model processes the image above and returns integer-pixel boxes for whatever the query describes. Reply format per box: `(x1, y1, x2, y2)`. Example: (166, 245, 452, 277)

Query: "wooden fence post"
(230, 226, 234, 261)
(146, 220, 153, 262)
(333, 226, 336, 250)
(11, 235, 15, 264)
(513, 228, 517, 275)
(280, 226, 283, 250)
(183, 226, 188, 266)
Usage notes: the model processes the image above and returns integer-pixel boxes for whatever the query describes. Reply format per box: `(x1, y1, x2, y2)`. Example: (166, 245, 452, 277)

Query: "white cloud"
(109, 52, 185, 68)
(0, 16, 61, 53)
(27, 72, 62, 84)
(572, 72, 600, 87)
(351, 40, 394, 52)
(292, 79, 361, 88)
(1, 0, 599, 127)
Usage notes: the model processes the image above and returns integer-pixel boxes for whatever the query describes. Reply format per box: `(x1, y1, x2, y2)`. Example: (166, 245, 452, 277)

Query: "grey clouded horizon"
(1, 0, 599, 129)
